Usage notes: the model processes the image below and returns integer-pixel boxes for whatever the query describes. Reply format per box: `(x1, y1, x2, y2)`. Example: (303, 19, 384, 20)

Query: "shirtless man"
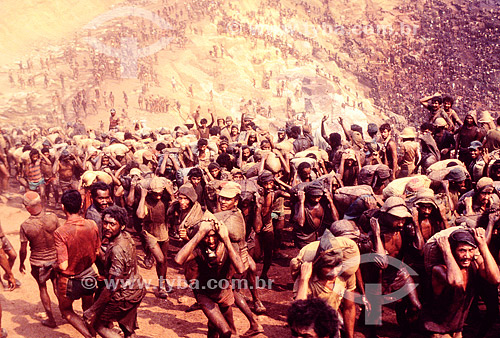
(412, 188, 448, 243)
(175, 219, 245, 338)
(19, 191, 59, 328)
(0, 141, 9, 195)
(421, 228, 500, 337)
(214, 182, 264, 334)
(193, 109, 214, 139)
(294, 181, 339, 249)
(53, 150, 81, 193)
(364, 197, 424, 336)
(25, 149, 51, 206)
(379, 123, 399, 180)
(40, 148, 59, 206)
(255, 171, 290, 282)
(137, 177, 171, 298)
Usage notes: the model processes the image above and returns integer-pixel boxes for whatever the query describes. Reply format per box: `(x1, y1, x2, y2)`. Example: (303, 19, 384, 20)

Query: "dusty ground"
(0, 192, 498, 338)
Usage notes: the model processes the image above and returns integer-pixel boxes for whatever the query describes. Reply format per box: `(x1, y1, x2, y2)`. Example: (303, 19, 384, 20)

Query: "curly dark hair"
(287, 299, 339, 338)
(90, 181, 111, 199)
(102, 205, 128, 227)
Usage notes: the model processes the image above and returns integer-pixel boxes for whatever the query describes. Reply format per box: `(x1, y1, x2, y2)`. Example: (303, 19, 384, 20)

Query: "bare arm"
(296, 261, 312, 301)
(274, 149, 290, 174)
(295, 190, 306, 227)
(0, 247, 15, 290)
(435, 235, 464, 289)
(370, 218, 388, 269)
(474, 228, 500, 285)
(321, 115, 330, 144)
(338, 116, 351, 142)
(126, 181, 137, 207)
(19, 241, 28, 274)
(388, 140, 398, 179)
(325, 190, 339, 222)
(136, 186, 148, 219)
(175, 223, 209, 265)
(217, 222, 245, 274)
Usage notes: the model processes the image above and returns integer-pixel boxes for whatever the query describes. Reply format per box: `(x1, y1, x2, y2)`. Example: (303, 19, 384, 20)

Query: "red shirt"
(54, 216, 100, 276)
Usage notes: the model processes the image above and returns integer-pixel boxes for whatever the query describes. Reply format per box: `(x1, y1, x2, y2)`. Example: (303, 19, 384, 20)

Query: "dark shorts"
(31, 263, 56, 284)
(195, 288, 235, 308)
(99, 288, 146, 333)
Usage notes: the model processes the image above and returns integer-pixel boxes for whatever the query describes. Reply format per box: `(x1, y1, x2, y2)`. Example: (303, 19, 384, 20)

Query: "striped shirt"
(27, 162, 43, 183)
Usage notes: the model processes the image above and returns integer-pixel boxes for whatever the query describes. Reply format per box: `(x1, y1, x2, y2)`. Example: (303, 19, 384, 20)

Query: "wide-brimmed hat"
(413, 188, 438, 209)
(445, 167, 467, 182)
(381, 196, 412, 218)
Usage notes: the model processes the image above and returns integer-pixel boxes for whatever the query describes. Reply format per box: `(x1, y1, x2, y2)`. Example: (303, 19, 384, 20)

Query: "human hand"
(179, 228, 188, 241)
(324, 190, 333, 203)
(300, 261, 313, 281)
(83, 308, 97, 327)
(19, 263, 26, 274)
(436, 234, 451, 252)
(370, 218, 380, 235)
(199, 219, 214, 235)
(298, 190, 305, 202)
(216, 222, 230, 242)
(473, 227, 487, 247)
(322, 115, 328, 123)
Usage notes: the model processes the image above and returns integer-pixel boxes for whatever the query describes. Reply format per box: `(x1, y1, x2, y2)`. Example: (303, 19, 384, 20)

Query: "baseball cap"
(445, 167, 467, 182)
(468, 140, 483, 150)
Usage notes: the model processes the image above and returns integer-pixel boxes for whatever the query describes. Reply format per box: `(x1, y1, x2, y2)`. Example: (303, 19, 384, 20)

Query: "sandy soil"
(0, 193, 498, 338)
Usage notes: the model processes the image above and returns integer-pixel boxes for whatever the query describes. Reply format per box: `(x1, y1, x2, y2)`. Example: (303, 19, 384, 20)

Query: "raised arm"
(217, 221, 244, 274)
(136, 185, 148, 219)
(434, 234, 465, 290)
(295, 190, 306, 227)
(338, 116, 351, 142)
(474, 228, 500, 285)
(321, 115, 330, 144)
